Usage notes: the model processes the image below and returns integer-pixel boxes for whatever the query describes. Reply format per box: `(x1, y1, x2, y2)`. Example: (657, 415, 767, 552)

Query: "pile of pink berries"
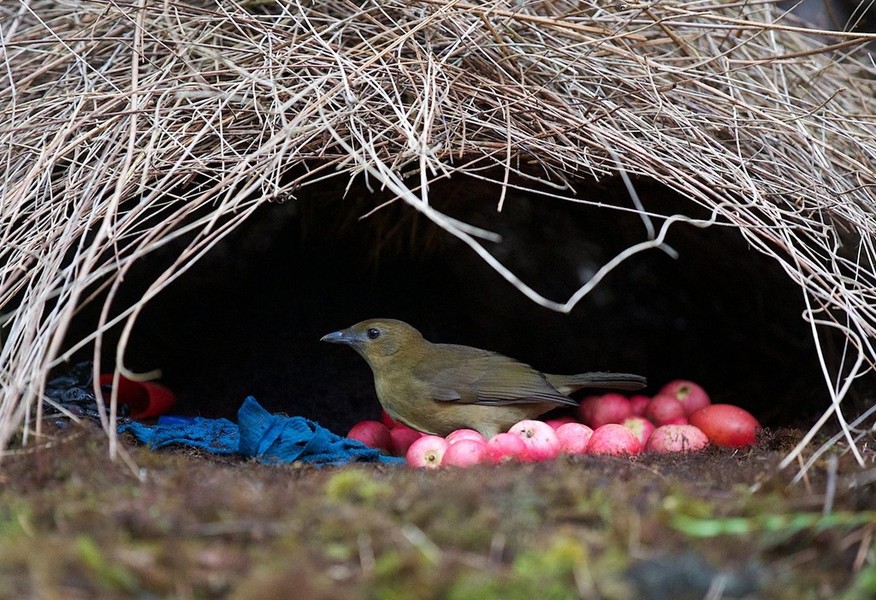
(346, 379, 762, 469)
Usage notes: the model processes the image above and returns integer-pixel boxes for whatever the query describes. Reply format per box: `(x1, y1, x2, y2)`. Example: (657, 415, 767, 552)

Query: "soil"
(1, 422, 874, 600)
(13, 175, 875, 598)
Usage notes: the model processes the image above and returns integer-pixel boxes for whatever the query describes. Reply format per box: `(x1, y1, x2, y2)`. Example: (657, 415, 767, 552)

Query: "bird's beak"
(320, 329, 357, 345)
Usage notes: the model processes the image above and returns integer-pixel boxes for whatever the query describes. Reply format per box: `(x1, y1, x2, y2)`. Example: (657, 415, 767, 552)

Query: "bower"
(1, 0, 874, 466)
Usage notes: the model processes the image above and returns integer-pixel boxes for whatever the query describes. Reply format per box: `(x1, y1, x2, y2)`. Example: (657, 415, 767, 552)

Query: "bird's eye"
(366, 328, 381, 340)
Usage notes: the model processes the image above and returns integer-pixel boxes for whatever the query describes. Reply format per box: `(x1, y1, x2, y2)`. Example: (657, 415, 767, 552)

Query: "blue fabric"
(118, 396, 403, 465)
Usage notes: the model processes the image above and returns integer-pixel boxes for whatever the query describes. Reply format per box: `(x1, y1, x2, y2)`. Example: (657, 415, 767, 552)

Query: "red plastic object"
(98, 374, 176, 419)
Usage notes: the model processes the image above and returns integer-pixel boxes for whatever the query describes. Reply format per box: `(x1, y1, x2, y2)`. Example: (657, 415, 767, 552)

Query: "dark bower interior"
(66, 173, 859, 435)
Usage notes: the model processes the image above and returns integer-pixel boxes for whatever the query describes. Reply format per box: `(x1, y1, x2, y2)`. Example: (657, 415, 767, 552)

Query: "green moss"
(0, 426, 868, 600)
(446, 568, 532, 600)
(840, 562, 876, 600)
(370, 549, 446, 600)
(444, 535, 604, 600)
(0, 499, 33, 540)
(74, 535, 140, 593)
(510, 535, 587, 598)
(325, 468, 393, 505)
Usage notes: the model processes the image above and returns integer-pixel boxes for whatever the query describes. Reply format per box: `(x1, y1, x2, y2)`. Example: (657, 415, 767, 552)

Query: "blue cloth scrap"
(118, 396, 403, 465)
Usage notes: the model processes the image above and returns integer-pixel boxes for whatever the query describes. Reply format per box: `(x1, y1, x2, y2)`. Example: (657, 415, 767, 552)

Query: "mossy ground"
(1, 423, 874, 600)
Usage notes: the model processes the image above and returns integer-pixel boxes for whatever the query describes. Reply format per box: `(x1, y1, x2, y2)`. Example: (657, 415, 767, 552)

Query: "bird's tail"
(546, 372, 647, 396)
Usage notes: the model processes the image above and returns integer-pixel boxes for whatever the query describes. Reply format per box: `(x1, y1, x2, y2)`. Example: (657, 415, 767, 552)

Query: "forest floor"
(1, 422, 874, 600)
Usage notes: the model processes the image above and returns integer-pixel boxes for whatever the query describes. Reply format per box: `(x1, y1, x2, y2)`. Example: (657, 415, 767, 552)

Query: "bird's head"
(320, 319, 425, 367)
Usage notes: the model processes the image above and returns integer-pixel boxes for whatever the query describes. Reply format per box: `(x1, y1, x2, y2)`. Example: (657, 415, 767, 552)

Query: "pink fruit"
(545, 417, 577, 430)
(629, 395, 651, 417)
(659, 380, 711, 416)
(405, 435, 449, 468)
(577, 395, 601, 426)
(621, 416, 655, 445)
(690, 404, 761, 448)
(446, 429, 487, 445)
(486, 433, 530, 463)
(587, 393, 633, 428)
(347, 420, 393, 453)
(380, 409, 401, 429)
(579, 393, 632, 428)
(645, 424, 709, 453)
(644, 394, 688, 426)
(586, 424, 642, 456)
(508, 419, 561, 462)
(442, 439, 488, 467)
(556, 423, 594, 455)
(390, 425, 423, 457)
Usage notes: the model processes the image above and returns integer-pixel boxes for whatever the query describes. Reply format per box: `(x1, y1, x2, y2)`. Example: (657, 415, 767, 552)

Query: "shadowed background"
(62, 174, 846, 435)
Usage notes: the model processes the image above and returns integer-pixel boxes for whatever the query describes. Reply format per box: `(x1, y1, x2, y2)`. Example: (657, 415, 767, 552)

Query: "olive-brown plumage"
(321, 319, 646, 438)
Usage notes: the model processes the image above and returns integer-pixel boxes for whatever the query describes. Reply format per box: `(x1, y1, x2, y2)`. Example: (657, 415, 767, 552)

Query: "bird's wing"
(413, 346, 577, 407)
